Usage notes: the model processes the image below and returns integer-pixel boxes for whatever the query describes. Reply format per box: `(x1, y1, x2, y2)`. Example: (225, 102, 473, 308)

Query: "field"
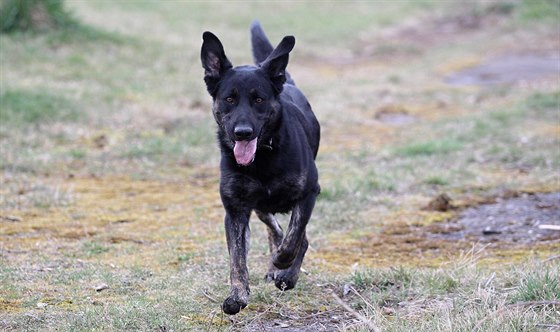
(1, 1, 559, 331)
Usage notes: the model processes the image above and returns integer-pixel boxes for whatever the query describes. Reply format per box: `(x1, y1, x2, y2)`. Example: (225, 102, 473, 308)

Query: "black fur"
(201, 21, 320, 315)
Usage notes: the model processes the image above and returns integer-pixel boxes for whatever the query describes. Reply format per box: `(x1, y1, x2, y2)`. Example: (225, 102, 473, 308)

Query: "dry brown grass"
(1, 1, 559, 330)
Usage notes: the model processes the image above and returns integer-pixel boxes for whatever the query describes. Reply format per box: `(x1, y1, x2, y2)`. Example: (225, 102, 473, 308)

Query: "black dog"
(200, 22, 320, 315)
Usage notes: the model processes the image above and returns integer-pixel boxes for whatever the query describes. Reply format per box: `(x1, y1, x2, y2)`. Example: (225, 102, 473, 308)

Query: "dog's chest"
(264, 173, 305, 197)
(254, 173, 307, 213)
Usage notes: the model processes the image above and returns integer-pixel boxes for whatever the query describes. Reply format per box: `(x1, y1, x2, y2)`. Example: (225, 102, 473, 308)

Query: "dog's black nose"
(234, 126, 253, 140)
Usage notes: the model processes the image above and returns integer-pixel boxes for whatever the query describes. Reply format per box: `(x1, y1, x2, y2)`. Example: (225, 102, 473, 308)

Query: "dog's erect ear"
(201, 31, 233, 95)
(260, 36, 295, 93)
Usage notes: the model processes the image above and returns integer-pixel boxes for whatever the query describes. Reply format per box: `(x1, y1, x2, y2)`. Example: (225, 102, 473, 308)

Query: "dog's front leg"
(273, 189, 317, 271)
(222, 210, 251, 315)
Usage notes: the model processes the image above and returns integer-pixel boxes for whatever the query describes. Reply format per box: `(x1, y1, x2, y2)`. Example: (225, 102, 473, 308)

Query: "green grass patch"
(352, 266, 414, 291)
(394, 139, 463, 157)
(524, 91, 560, 112)
(1, 0, 125, 44)
(0, 89, 80, 126)
(67, 149, 87, 160)
(1, 0, 75, 32)
(511, 268, 560, 302)
(119, 130, 214, 162)
(351, 266, 459, 297)
(120, 136, 179, 159)
(319, 169, 395, 202)
(82, 242, 110, 256)
(43, 23, 127, 45)
(423, 176, 449, 186)
(117, 120, 216, 166)
(516, 0, 560, 22)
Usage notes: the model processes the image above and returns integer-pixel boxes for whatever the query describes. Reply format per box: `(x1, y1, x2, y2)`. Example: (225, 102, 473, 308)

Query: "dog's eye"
(225, 97, 235, 104)
(255, 97, 264, 104)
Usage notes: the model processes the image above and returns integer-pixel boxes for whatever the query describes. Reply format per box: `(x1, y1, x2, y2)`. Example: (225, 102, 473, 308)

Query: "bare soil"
(433, 192, 560, 244)
(445, 53, 560, 85)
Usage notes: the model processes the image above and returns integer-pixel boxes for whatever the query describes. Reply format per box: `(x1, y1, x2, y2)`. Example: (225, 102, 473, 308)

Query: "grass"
(516, 0, 560, 22)
(0, 0, 75, 32)
(393, 139, 464, 157)
(1, 1, 559, 331)
(511, 268, 560, 302)
(346, 261, 560, 331)
(0, 89, 80, 126)
(525, 91, 560, 112)
(423, 176, 449, 186)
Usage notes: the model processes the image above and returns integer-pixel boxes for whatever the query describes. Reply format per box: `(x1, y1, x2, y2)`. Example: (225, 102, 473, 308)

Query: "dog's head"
(201, 31, 295, 166)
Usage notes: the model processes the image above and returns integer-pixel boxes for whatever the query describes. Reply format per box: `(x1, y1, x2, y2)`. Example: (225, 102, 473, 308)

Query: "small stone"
(343, 283, 352, 296)
(482, 227, 501, 235)
(423, 193, 453, 212)
(93, 134, 108, 149)
(382, 306, 396, 315)
(95, 283, 109, 292)
(92, 300, 103, 306)
(274, 322, 290, 328)
(37, 302, 48, 309)
(539, 224, 560, 231)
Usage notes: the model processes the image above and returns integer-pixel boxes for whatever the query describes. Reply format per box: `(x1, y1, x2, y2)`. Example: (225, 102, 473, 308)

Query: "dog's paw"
(272, 251, 295, 270)
(273, 269, 299, 291)
(222, 296, 247, 315)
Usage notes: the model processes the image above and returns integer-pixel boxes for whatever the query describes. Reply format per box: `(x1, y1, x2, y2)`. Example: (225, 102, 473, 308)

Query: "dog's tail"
(250, 21, 274, 65)
(250, 20, 295, 85)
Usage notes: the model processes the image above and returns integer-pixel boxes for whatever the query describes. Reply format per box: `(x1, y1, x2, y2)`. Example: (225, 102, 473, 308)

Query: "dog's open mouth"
(233, 137, 258, 166)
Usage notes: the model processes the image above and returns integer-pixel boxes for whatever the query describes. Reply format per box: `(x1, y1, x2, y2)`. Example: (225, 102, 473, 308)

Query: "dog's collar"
(260, 138, 273, 151)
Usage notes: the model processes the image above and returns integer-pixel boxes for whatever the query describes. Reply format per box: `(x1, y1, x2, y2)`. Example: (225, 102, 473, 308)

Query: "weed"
(82, 242, 110, 256)
(511, 268, 560, 302)
(425, 272, 458, 294)
(346, 263, 560, 331)
(68, 149, 86, 160)
(352, 267, 413, 291)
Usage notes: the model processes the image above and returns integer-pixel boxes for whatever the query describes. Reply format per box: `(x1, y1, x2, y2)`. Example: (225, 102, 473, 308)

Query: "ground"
(1, 1, 559, 331)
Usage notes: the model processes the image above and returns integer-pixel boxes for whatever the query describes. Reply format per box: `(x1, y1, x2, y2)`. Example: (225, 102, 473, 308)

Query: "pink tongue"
(233, 137, 258, 166)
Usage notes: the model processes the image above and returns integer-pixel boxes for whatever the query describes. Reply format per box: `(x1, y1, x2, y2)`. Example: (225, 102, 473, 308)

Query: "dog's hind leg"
(255, 210, 283, 281)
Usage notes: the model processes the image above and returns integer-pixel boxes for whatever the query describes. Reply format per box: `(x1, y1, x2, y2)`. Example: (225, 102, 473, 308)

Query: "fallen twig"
(349, 286, 377, 312)
(535, 323, 560, 329)
(483, 272, 496, 289)
(331, 291, 381, 332)
(202, 289, 219, 303)
(538, 224, 560, 231)
(542, 254, 560, 263)
(472, 300, 560, 332)
(1, 215, 22, 222)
